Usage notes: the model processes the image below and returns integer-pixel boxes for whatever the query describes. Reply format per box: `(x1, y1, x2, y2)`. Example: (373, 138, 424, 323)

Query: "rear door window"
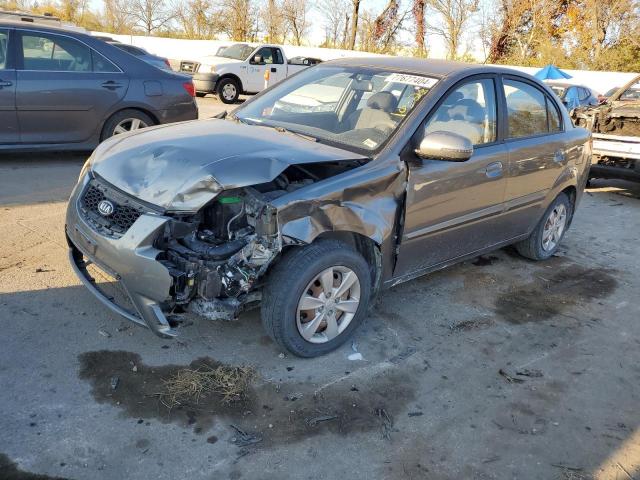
(0, 30, 8, 69)
(21, 32, 92, 71)
(503, 79, 549, 138)
(92, 50, 119, 72)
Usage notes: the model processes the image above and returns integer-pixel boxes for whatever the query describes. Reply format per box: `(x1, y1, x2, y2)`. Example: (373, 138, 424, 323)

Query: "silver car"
(66, 58, 591, 357)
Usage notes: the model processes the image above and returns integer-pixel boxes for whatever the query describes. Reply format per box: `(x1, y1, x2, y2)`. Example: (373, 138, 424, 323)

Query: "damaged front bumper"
(66, 174, 282, 337)
(66, 175, 179, 337)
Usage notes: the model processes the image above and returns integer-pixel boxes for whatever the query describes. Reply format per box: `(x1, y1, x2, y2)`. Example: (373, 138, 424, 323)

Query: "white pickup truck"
(179, 43, 321, 103)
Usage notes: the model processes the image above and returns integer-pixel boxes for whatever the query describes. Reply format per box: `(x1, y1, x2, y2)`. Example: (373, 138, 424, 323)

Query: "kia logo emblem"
(97, 200, 115, 216)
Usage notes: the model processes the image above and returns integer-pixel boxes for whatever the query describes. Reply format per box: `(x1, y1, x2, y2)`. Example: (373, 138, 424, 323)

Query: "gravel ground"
(1, 100, 639, 480)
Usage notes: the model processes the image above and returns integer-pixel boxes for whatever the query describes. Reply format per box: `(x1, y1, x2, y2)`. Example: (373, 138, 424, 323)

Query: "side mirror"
(252, 54, 263, 64)
(415, 131, 473, 162)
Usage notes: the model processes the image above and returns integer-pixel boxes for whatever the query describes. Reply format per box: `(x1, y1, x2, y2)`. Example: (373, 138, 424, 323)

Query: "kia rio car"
(0, 21, 197, 151)
(66, 57, 591, 357)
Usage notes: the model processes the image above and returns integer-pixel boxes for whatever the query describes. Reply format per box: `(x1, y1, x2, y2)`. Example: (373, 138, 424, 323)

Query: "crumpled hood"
(91, 119, 366, 211)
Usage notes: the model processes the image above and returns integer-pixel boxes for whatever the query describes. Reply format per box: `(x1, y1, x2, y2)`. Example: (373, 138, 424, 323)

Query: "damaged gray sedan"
(66, 57, 591, 357)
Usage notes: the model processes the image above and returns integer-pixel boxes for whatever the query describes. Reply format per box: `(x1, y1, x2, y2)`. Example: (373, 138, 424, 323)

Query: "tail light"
(182, 81, 195, 97)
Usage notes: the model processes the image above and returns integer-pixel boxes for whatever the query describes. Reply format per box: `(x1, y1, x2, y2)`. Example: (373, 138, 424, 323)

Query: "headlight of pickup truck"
(200, 64, 215, 74)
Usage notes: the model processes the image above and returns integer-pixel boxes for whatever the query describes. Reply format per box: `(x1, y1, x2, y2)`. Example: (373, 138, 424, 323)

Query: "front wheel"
(217, 77, 240, 104)
(261, 240, 372, 357)
(514, 192, 572, 260)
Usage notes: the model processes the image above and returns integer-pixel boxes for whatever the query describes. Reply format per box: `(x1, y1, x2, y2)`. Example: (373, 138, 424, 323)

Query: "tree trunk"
(348, 0, 360, 50)
(413, 0, 426, 56)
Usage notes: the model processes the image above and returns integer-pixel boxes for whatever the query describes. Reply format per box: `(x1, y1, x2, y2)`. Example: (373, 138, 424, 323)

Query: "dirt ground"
(1, 99, 639, 480)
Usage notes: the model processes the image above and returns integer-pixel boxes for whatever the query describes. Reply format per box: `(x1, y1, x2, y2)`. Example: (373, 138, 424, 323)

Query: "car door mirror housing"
(415, 131, 474, 162)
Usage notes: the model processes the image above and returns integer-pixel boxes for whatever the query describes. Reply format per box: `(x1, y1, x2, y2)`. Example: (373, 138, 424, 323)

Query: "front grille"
(179, 61, 199, 73)
(79, 179, 147, 237)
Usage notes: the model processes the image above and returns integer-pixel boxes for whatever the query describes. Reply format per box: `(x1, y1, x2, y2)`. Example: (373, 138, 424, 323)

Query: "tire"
(514, 192, 572, 261)
(196, 92, 207, 98)
(217, 77, 240, 104)
(261, 240, 372, 358)
(101, 109, 154, 141)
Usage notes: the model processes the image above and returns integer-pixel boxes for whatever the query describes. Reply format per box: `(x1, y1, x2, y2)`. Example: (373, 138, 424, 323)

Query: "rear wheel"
(514, 192, 572, 260)
(101, 109, 154, 141)
(261, 240, 372, 357)
(217, 77, 240, 104)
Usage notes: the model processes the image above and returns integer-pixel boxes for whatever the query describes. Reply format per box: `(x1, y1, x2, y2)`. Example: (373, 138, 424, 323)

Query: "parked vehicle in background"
(572, 75, 640, 182)
(0, 20, 197, 151)
(108, 42, 172, 71)
(598, 87, 618, 105)
(180, 43, 321, 103)
(546, 80, 598, 110)
(66, 58, 591, 357)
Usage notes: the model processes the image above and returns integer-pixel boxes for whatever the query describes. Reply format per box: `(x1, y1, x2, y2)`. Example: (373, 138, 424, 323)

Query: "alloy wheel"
(542, 203, 567, 252)
(113, 118, 149, 135)
(296, 266, 361, 344)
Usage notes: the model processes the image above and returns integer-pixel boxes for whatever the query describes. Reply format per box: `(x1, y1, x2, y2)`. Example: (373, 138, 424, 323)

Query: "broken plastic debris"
(229, 424, 262, 447)
(306, 415, 338, 427)
(348, 352, 364, 361)
(98, 329, 111, 338)
(110, 376, 119, 391)
(499, 368, 524, 383)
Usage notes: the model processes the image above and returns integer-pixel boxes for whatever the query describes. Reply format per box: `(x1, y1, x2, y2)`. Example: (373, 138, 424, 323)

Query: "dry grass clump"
(159, 364, 255, 408)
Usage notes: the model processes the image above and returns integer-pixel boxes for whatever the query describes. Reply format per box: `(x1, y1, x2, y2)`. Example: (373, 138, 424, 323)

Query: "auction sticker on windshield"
(386, 73, 438, 88)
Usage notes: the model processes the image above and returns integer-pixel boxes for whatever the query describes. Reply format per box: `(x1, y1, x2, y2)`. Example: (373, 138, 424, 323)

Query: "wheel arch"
(284, 230, 383, 295)
(217, 73, 244, 93)
(100, 107, 159, 141)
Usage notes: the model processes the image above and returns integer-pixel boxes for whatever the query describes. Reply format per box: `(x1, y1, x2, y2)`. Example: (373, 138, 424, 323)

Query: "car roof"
(0, 19, 87, 35)
(546, 80, 589, 89)
(321, 56, 531, 79)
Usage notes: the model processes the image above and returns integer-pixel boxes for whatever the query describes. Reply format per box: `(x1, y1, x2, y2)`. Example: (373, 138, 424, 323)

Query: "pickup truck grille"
(79, 179, 149, 237)
(179, 61, 200, 74)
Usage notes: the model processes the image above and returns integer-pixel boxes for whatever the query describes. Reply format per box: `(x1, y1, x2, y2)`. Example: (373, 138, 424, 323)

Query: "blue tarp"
(534, 65, 572, 80)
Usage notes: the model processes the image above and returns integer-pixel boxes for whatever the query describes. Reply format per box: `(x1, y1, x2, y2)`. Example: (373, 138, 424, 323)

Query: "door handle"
(270, 67, 277, 72)
(553, 150, 566, 163)
(485, 161, 503, 178)
(0, 80, 12, 88)
(101, 81, 123, 90)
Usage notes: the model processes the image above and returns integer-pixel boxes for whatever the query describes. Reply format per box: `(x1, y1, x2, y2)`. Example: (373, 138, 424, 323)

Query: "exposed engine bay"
(573, 103, 640, 137)
(155, 161, 365, 321)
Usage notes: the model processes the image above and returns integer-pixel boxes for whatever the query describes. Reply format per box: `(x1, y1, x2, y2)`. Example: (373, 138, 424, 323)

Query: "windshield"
(219, 43, 254, 60)
(620, 81, 640, 101)
(234, 66, 438, 153)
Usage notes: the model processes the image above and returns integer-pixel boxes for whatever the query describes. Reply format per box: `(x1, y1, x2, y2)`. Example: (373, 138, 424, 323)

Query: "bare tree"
(348, 0, 361, 49)
(427, 0, 479, 59)
(282, 0, 308, 45)
(412, 0, 426, 56)
(129, 0, 174, 34)
(318, 0, 349, 47)
(103, 0, 136, 33)
(172, 0, 220, 39)
(371, 0, 406, 53)
(217, 0, 257, 41)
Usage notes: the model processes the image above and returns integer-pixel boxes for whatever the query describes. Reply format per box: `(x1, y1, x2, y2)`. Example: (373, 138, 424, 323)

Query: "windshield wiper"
(273, 126, 318, 143)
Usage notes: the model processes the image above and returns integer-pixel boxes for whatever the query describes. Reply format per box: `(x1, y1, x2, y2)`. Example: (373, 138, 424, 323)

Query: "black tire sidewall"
(262, 242, 372, 357)
(531, 193, 572, 259)
(217, 78, 239, 104)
